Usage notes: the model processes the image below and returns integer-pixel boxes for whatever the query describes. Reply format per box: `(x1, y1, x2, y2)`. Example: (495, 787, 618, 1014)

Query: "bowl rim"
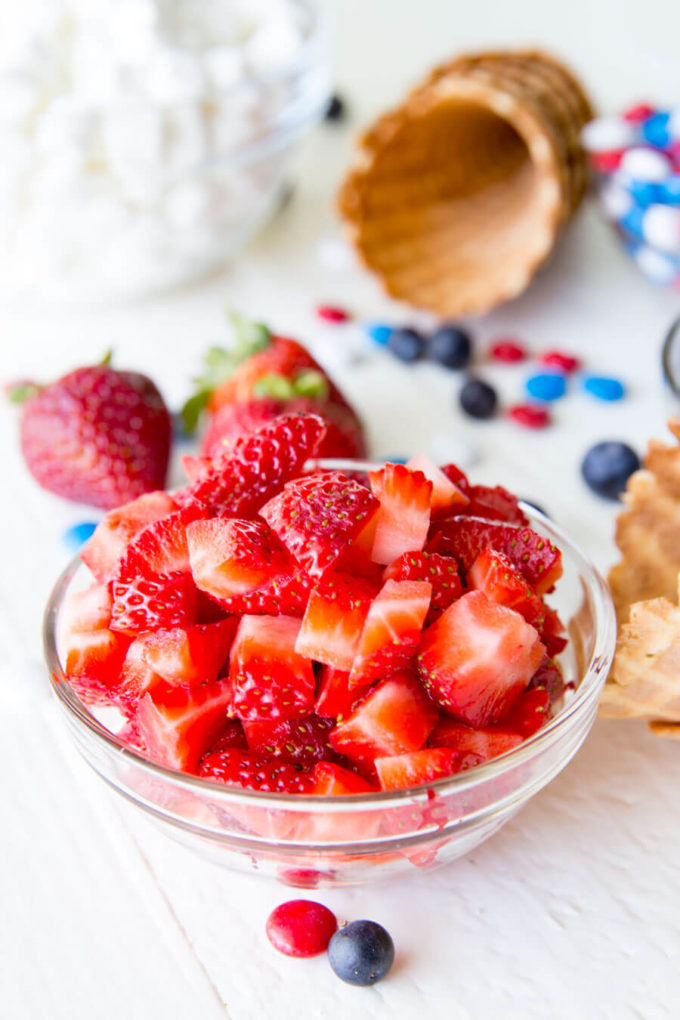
(661, 314, 680, 399)
(43, 464, 617, 810)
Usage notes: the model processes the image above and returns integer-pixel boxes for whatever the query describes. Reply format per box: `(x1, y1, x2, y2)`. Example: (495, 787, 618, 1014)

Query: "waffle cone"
(338, 50, 593, 316)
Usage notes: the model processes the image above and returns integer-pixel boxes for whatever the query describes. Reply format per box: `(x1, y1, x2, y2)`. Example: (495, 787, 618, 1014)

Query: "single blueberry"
(582, 375, 626, 401)
(388, 327, 426, 363)
(328, 920, 395, 986)
(325, 94, 347, 122)
(459, 378, 498, 419)
(581, 441, 640, 500)
(426, 324, 472, 369)
(63, 521, 98, 551)
(525, 372, 567, 402)
(365, 322, 393, 346)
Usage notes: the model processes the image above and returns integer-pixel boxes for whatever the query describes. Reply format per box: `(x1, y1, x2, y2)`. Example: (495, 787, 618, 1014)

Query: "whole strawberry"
(14, 357, 171, 510)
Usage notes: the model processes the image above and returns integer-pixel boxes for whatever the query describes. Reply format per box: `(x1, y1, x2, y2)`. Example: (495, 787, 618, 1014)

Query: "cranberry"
(507, 403, 552, 428)
(489, 339, 527, 363)
(266, 900, 338, 957)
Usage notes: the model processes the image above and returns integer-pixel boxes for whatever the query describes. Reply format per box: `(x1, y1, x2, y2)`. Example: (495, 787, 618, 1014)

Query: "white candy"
(599, 180, 633, 221)
(581, 116, 636, 154)
(619, 146, 672, 183)
(642, 205, 680, 254)
(635, 245, 678, 285)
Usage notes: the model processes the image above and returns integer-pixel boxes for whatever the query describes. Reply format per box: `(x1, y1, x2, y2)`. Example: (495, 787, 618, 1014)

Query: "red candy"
(316, 304, 351, 323)
(589, 150, 624, 174)
(489, 339, 527, 363)
(266, 900, 338, 957)
(622, 103, 656, 123)
(507, 404, 552, 429)
(538, 350, 581, 374)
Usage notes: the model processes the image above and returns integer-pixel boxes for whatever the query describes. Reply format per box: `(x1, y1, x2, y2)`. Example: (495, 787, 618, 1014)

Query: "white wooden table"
(2, 2, 680, 1017)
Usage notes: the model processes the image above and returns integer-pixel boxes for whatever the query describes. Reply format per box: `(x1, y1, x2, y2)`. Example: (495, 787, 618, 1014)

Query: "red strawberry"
(295, 572, 377, 671)
(140, 619, 237, 686)
(368, 463, 432, 564)
(314, 666, 372, 720)
(457, 485, 528, 525)
(209, 718, 249, 751)
(59, 584, 130, 707)
(187, 517, 292, 602)
(374, 748, 475, 791)
(198, 570, 312, 618)
(198, 749, 309, 793)
(469, 546, 545, 629)
(242, 715, 336, 768)
(118, 636, 164, 710)
(349, 579, 432, 685)
(428, 517, 563, 596)
(428, 718, 522, 761)
(178, 412, 327, 515)
(541, 605, 568, 657)
(528, 657, 566, 704)
(417, 591, 546, 727)
(503, 687, 552, 737)
(329, 671, 440, 774)
(81, 490, 178, 582)
(229, 615, 316, 721)
(16, 360, 171, 510)
(384, 551, 462, 621)
(406, 454, 470, 512)
(305, 761, 376, 795)
(260, 470, 379, 578)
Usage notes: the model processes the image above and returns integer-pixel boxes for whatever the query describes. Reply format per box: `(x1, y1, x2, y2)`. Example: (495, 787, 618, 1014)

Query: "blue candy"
(628, 180, 660, 208)
(365, 322, 393, 346)
(382, 454, 408, 464)
(658, 176, 680, 205)
(525, 372, 567, 402)
(583, 375, 626, 401)
(642, 112, 671, 149)
(63, 521, 98, 551)
(619, 205, 646, 239)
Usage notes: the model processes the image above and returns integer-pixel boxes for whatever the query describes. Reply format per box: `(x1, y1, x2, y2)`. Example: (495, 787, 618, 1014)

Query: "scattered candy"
(581, 441, 641, 500)
(316, 304, 351, 323)
(539, 350, 581, 374)
(622, 103, 656, 124)
(641, 111, 672, 149)
(525, 372, 567, 402)
(426, 324, 472, 369)
(582, 375, 626, 402)
(489, 339, 527, 363)
(388, 327, 426, 362)
(507, 404, 552, 429)
(365, 322, 393, 346)
(266, 900, 338, 958)
(327, 920, 395, 986)
(62, 521, 98, 551)
(620, 147, 672, 183)
(459, 378, 497, 419)
(325, 93, 347, 122)
(642, 205, 680, 254)
(581, 116, 636, 154)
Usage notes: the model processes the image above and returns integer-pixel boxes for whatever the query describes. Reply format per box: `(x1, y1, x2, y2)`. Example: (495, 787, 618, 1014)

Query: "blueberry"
(388, 327, 425, 363)
(426, 324, 472, 369)
(328, 920, 395, 986)
(581, 441, 640, 500)
(325, 93, 347, 122)
(459, 378, 498, 419)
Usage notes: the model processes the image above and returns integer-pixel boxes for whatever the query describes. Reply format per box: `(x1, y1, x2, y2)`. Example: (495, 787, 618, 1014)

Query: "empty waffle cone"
(338, 50, 594, 317)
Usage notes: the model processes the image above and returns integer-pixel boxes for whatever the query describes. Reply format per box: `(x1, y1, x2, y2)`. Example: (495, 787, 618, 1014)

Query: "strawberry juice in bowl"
(43, 420, 615, 887)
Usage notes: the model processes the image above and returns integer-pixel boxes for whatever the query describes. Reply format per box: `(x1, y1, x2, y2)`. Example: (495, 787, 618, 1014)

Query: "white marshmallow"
(619, 147, 672, 183)
(581, 116, 636, 154)
(599, 180, 633, 221)
(642, 205, 680, 254)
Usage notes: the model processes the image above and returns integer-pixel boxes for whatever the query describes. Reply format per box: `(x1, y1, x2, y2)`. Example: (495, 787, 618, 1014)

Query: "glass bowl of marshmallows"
(0, 0, 329, 303)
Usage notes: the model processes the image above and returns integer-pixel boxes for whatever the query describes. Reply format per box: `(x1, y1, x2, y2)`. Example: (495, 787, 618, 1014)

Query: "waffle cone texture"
(338, 50, 594, 316)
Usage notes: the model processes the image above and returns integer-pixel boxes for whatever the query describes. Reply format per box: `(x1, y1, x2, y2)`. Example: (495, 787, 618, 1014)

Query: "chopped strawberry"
(81, 491, 178, 582)
(140, 619, 238, 686)
(375, 748, 476, 791)
(109, 568, 198, 636)
(119, 506, 202, 577)
(349, 579, 432, 685)
(440, 463, 470, 492)
(187, 517, 292, 601)
(198, 749, 309, 792)
(304, 761, 376, 795)
(209, 718, 249, 751)
(329, 671, 440, 773)
(135, 676, 235, 772)
(229, 615, 316, 721)
(117, 715, 148, 753)
(406, 454, 470, 512)
(503, 687, 551, 737)
(528, 658, 566, 704)
(201, 570, 312, 617)
(60, 582, 113, 633)
(540, 605, 568, 657)
(368, 463, 432, 564)
(243, 715, 336, 768)
(59, 584, 129, 706)
(428, 517, 563, 596)
(314, 666, 372, 720)
(428, 719, 522, 761)
(457, 484, 528, 525)
(178, 412, 326, 515)
(384, 551, 462, 621)
(299, 761, 379, 842)
(295, 572, 376, 671)
(118, 636, 163, 710)
(417, 590, 546, 727)
(260, 470, 379, 578)
(469, 546, 545, 628)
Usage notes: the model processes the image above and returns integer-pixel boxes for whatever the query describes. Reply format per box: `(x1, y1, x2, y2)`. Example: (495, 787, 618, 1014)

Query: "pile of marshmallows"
(582, 105, 680, 288)
(0, 0, 312, 301)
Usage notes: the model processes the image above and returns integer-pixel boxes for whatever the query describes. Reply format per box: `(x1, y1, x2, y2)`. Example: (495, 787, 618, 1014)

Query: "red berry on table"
(507, 403, 552, 429)
(316, 304, 351, 323)
(16, 358, 171, 510)
(266, 900, 338, 958)
(539, 349, 581, 374)
(489, 339, 527, 363)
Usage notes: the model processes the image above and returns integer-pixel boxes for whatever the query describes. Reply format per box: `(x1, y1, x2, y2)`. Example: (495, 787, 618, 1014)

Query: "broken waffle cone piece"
(338, 50, 593, 317)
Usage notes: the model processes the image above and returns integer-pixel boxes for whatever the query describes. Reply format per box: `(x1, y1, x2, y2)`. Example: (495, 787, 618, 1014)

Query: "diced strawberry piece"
(333, 512, 381, 578)
(295, 572, 376, 671)
(304, 761, 376, 795)
(298, 761, 379, 842)
(59, 583, 129, 706)
(178, 412, 326, 515)
(528, 657, 566, 704)
(329, 671, 440, 773)
(60, 582, 113, 633)
(118, 636, 163, 711)
(503, 687, 551, 737)
(243, 715, 336, 768)
(406, 454, 470, 511)
(123, 506, 202, 577)
(417, 590, 546, 727)
(117, 715, 148, 753)
(314, 666, 372, 720)
(198, 749, 309, 792)
(384, 551, 462, 621)
(187, 517, 292, 601)
(229, 615, 315, 721)
(140, 619, 238, 686)
(541, 605, 568, 657)
(135, 677, 234, 772)
(469, 546, 545, 628)
(202, 570, 312, 617)
(428, 517, 562, 596)
(375, 748, 475, 791)
(368, 463, 432, 564)
(440, 463, 471, 491)
(109, 569, 198, 636)
(209, 718, 249, 751)
(349, 579, 432, 685)
(81, 491, 177, 581)
(180, 454, 206, 483)
(260, 470, 379, 578)
(428, 719, 522, 761)
(458, 485, 528, 525)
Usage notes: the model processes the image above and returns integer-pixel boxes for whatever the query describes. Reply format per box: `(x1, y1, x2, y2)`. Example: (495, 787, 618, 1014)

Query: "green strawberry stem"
(5, 381, 40, 403)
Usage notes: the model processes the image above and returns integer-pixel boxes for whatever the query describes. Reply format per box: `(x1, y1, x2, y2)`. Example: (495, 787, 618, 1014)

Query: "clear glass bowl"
(0, 0, 329, 304)
(662, 314, 680, 407)
(43, 481, 615, 888)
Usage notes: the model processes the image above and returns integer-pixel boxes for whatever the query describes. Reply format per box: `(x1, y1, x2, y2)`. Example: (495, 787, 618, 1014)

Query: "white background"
(2, 1, 680, 1018)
